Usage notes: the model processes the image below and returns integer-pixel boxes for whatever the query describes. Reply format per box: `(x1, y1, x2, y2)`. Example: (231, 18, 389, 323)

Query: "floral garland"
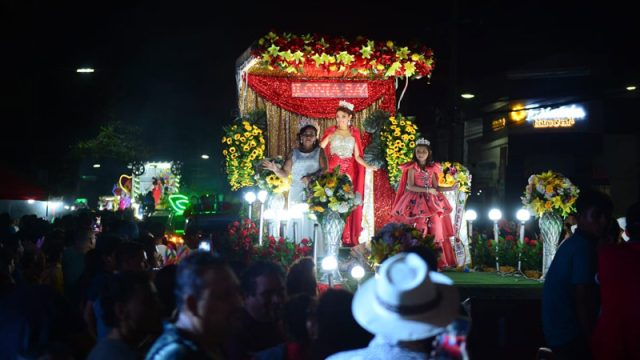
(252, 32, 435, 79)
(222, 120, 266, 191)
(522, 170, 579, 217)
(306, 166, 362, 223)
(438, 162, 472, 193)
(369, 223, 436, 267)
(380, 114, 420, 189)
(253, 156, 291, 194)
(253, 236, 313, 271)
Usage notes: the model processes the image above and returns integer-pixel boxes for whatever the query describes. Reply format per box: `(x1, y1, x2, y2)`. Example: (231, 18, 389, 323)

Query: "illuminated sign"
(491, 117, 506, 131)
(526, 104, 586, 128)
(291, 82, 369, 98)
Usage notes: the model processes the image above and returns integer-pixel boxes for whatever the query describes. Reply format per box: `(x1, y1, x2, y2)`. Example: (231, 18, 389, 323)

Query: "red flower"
(301, 238, 310, 245)
(505, 235, 515, 242)
(233, 221, 240, 227)
(278, 238, 286, 245)
(529, 240, 537, 246)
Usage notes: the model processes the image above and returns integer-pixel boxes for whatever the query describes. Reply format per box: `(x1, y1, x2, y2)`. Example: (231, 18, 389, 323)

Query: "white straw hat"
(352, 253, 459, 341)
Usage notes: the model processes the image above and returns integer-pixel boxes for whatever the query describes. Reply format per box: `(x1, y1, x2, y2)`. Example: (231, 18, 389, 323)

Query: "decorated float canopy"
(234, 32, 436, 231)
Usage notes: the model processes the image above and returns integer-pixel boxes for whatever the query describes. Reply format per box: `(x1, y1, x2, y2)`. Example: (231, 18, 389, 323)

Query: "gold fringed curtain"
(239, 82, 383, 158)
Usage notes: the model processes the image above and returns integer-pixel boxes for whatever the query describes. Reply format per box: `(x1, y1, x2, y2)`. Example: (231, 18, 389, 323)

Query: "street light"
(244, 191, 256, 221)
(626, 85, 637, 91)
(461, 93, 475, 99)
(201, 154, 210, 160)
(27, 199, 35, 204)
(322, 256, 339, 288)
(257, 190, 268, 245)
(93, 163, 101, 168)
(488, 208, 502, 272)
(516, 208, 531, 273)
(464, 209, 477, 238)
(76, 68, 94, 73)
(351, 265, 365, 288)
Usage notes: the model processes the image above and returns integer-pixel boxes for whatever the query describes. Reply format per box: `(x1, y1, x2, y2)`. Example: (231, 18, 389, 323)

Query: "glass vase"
(320, 210, 344, 283)
(539, 212, 563, 278)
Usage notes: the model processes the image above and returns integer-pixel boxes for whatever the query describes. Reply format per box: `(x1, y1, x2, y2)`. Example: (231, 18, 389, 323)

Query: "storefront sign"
(491, 117, 506, 131)
(527, 104, 586, 128)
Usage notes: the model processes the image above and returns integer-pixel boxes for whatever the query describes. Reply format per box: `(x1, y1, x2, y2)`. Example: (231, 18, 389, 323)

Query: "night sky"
(2, 0, 638, 195)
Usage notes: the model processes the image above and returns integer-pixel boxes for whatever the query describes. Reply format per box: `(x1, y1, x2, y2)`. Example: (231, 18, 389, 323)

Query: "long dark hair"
(297, 125, 319, 150)
(412, 144, 434, 170)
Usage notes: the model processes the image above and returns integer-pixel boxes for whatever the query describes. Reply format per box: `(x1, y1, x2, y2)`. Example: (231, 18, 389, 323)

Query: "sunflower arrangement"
(306, 166, 362, 223)
(380, 114, 420, 189)
(222, 120, 266, 191)
(521, 170, 579, 217)
(252, 32, 435, 79)
(438, 162, 472, 193)
(253, 156, 291, 194)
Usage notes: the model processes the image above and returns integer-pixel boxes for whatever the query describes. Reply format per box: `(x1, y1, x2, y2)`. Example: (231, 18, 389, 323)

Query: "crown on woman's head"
(338, 100, 355, 111)
(298, 117, 320, 132)
(416, 138, 430, 146)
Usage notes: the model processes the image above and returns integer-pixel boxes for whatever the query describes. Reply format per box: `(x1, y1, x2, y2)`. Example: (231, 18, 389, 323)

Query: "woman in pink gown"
(391, 139, 457, 268)
(320, 100, 377, 246)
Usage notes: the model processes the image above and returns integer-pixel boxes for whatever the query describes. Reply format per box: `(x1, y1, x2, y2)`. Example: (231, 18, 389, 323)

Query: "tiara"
(416, 138, 430, 146)
(338, 100, 354, 111)
(298, 117, 319, 131)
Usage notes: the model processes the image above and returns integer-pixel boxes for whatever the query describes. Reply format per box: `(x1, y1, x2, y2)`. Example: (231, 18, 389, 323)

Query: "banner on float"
(291, 82, 369, 98)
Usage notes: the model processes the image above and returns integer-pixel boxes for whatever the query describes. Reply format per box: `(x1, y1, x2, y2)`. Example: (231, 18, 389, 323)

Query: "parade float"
(228, 32, 472, 263)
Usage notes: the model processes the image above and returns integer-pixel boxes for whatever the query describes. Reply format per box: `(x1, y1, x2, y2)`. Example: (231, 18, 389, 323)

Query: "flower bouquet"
(222, 119, 266, 191)
(522, 170, 579, 217)
(254, 156, 291, 194)
(369, 223, 436, 268)
(380, 114, 420, 189)
(438, 162, 472, 193)
(215, 219, 259, 266)
(306, 166, 362, 222)
(253, 236, 313, 271)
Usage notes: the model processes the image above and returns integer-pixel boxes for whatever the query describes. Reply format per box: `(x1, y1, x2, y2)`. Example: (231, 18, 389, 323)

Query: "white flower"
(325, 188, 334, 197)
(337, 202, 349, 213)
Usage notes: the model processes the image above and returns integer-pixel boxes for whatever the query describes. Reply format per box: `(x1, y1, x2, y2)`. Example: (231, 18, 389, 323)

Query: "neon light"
(527, 105, 586, 121)
(491, 117, 506, 131)
(509, 104, 527, 122)
(168, 194, 190, 215)
(291, 82, 369, 98)
(119, 174, 132, 194)
(533, 119, 576, 128)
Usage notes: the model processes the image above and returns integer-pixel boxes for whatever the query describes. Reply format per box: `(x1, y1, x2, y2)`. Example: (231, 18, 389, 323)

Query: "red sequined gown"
(391, 162, 457, 268)
(321, 126, 365, 246)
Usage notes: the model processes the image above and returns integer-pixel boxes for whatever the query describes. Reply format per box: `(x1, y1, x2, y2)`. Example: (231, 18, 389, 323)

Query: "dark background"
(2, 0, 638, 197)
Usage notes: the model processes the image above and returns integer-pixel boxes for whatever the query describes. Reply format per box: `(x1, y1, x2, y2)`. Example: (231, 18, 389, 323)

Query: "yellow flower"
(326, 178, 336, 188)
(223, 150, 228, 156)
(342, 184, 351, 193)
(545, 201, 553, 210)
(229, 147, 236, 153)
(243, 145, 250, 152)
(400, 121, 406, 126)
(240, 137, 246, 143)
(409, 141, 415, 147)
(234, 134, 240, 140)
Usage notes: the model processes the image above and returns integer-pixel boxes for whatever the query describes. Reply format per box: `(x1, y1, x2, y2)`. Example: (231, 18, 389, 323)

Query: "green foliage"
(74, 121, 148, 162)
(363, 110, 390, 169)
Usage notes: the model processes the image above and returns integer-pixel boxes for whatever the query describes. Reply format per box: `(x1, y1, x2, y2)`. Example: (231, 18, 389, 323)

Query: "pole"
(494, 221, 500, 272)
(518, 221, 525, 272)
(258, 202, 265, 246)
(313, 223, 319, 271)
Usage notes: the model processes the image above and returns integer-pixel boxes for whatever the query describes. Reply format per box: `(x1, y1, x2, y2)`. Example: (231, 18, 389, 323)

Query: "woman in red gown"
(320, 100, 377, 246)
(391, 139, 457, 268)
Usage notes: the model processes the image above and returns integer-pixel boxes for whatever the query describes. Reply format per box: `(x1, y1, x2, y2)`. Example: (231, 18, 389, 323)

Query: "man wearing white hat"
(327, 252, 460, 360)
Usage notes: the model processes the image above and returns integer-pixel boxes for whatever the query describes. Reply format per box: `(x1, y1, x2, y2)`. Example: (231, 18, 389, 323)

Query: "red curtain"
(246, 75, 396, 117)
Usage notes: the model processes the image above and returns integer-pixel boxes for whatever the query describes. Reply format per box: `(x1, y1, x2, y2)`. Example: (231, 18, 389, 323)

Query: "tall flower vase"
(321, 210, 344, 283)
(539, 212, 563, 278)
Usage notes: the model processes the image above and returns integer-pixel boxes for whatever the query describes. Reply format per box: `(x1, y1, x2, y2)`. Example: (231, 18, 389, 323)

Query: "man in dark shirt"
(542, 189, 612, 360)
(146, 253, 242, 360)
(227, 261, 286, 358)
